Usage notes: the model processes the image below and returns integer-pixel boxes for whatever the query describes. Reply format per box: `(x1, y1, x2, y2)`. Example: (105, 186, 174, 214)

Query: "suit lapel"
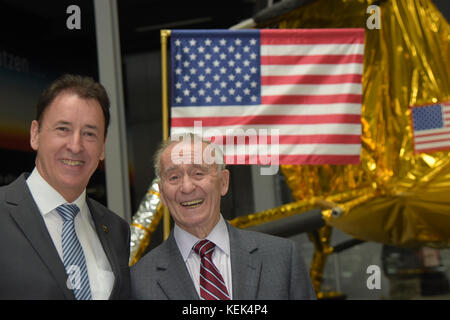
(155, 234, 199, 300)
(227, 223, 262, 300)
(87, 199, 121, 299)
(7, 174, 75, 300)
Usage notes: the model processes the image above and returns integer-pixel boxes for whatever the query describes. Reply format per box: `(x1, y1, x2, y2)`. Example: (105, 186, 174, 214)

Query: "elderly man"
(131, 134, 315, 300)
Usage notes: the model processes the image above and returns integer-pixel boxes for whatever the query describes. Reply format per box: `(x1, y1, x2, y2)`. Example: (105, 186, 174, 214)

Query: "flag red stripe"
(261, 74, 362, 85)
(278, 154, 360, 164)
(261, 54, 364, 65)
(260, 29, 365, 45)
(224, 154, 360, 165)
(415, 129, 450, 138)
(261, 94, 362, 105)
(172, 114, 361, 127)
(208, 134, 361, 145)
(415, 137, 450, 145)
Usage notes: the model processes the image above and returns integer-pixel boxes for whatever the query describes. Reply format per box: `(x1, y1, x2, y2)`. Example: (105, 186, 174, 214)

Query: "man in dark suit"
(0, 74, 130, 299)
(131, 134, 315, 300)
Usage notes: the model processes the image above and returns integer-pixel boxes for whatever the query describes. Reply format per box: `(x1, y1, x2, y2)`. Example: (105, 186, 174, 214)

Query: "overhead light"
(136, 17, 212, 32)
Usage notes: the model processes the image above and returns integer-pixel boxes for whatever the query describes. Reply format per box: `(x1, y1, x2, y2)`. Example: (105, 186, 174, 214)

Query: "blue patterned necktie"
(56, 203, 92, 300)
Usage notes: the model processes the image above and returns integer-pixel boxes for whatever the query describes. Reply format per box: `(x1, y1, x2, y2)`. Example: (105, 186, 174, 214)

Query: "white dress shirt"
(174, 215, 233, 299)
(26, 168, 114, 300)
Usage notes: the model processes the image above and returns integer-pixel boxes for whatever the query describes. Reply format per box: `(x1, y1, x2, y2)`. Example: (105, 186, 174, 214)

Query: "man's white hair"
(153, 133, 226, 179)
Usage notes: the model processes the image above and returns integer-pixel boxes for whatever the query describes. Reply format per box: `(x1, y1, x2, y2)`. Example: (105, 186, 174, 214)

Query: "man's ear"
(99, 140, 106, 161)
(220, 169, 230, 196)
(30, 120, 40, 151)
(158, 182, 167, 206)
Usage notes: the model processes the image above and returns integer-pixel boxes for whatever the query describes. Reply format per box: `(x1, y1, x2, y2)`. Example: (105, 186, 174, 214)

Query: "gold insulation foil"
(229, 198, 318, 229)
(129, 179, 163, 266)
(131, 0, 450, 266)
(260, 0, 450, 248)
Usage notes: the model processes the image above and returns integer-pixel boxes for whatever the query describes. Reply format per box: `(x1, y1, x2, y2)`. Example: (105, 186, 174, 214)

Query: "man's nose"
(66, 132, 84, 153)
(180, 174, 196, 193)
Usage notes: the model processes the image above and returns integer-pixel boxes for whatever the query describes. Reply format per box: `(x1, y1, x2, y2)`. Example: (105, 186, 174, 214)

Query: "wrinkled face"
(30, 92, 106, 202)
(158, 141, 229, 236)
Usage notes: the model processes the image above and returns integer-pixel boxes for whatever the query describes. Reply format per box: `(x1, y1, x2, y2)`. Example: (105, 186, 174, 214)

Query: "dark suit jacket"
(0, 173, 131, 299)
(131, 222, 316, 300)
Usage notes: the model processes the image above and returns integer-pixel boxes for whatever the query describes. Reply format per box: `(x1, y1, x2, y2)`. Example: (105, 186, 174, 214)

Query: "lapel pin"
(101, 225, 108, 233)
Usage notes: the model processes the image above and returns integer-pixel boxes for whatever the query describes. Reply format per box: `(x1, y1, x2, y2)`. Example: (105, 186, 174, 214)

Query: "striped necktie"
(193, 240, 230, 300)
(56, 203, 92, 300)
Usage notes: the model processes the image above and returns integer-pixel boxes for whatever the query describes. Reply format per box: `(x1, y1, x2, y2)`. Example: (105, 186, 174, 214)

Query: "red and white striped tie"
(193, 240, 230, 300)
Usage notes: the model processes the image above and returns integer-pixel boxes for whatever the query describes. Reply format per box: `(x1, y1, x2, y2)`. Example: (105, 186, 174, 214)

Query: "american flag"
(411, 102, 450, 154)
(170, 29, 364, 165)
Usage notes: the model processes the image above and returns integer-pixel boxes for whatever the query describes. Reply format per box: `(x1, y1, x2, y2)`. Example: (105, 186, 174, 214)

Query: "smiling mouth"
(180, 199, 204, 208)
(61, 159, 85, 166)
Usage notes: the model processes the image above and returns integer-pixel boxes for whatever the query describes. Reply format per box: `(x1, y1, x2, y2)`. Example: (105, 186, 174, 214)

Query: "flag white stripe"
(415, 141, 450, 150)
(261, 83, 362, 96)
(261, 63, 363, 76)
(415, 127, 450, 137)
(218, 143, 361, 155)
(172, 104, 361, 117)
(414, 133, 450, 142)
(261, 43, 365, 56)
(172, 123, 362, 135)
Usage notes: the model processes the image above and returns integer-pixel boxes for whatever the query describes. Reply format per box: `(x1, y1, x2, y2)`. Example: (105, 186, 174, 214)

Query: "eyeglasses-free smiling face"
(158, 141, 229, 238)
(30, 92, 106, 202)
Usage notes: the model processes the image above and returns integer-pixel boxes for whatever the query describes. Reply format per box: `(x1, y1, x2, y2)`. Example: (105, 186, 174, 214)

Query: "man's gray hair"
(153, 133, 226, 178)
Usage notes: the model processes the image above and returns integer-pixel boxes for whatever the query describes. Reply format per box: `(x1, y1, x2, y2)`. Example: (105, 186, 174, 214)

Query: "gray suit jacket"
(0, 173, 131, 299)
(131, 222, 316, 299)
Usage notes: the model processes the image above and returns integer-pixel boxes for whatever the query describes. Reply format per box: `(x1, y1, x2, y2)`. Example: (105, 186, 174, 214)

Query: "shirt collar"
(26, 167, 86, 216)
(174, 215, 230, 262)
